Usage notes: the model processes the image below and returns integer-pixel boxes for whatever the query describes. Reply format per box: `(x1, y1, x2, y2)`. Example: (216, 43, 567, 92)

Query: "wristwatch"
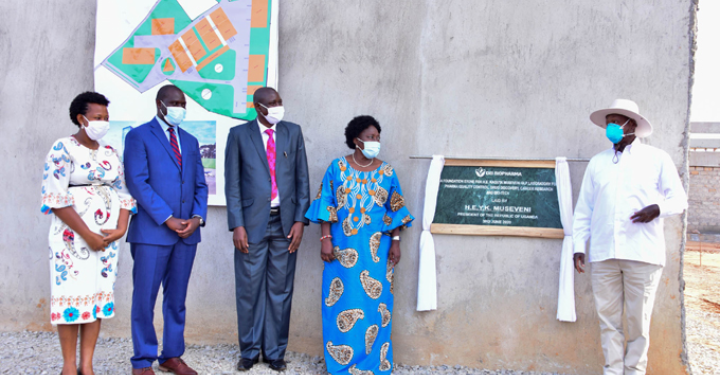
(392, 236, 400, 241)
(193, 215, 205, 226)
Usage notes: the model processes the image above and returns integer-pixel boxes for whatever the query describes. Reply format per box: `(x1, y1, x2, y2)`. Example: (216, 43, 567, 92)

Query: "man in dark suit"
(225, 87, 310, 371)
(124, 85, 208, 375)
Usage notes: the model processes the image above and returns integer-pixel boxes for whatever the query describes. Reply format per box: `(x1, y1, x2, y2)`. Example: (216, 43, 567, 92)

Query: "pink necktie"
(265, 129, 278, 201)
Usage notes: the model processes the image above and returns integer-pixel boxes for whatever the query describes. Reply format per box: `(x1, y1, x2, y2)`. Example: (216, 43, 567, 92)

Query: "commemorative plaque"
(431, 159, 564, 238)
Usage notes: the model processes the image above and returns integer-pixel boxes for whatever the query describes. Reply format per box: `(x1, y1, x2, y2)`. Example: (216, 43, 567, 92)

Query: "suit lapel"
(179, 128, 192, 176)
(149, 119, 181, 171)
(248, 120, 270, 173)
(275, 122, 287, 172)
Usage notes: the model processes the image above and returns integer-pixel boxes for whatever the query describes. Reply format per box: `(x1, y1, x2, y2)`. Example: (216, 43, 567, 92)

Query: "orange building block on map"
(209, 8, 238, 41)
(168, 41, 193, 72)
(196, 18, 222, 51)
(152, 18, 175, 35)
(122, 48, 156, 65)
(247, 55, 265, 82)
(182, 30, 207, 62)
(251, 0, 268, 28)
(196, 46, 230, 71)
(163, 59, 174, 72)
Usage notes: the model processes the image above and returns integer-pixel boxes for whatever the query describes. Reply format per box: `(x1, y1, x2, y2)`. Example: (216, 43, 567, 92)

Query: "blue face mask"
(605, 119, 633, 144)
(161, 101, 186, 127)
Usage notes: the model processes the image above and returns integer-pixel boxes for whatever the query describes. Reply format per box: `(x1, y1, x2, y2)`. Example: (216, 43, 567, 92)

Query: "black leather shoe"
(267, 359, 287, 371)
(236, 357, 259, 372)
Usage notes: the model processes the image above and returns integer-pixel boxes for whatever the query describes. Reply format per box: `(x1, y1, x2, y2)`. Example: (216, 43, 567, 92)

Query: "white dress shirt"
(572, 142, 688, 267)
(156, 116, 181, 154)
(258, 122, 280, 207)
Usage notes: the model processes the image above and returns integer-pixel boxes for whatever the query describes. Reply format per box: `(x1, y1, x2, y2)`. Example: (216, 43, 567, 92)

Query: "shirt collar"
(258, 121, 277, 135)
(613, 139, 641, 155)
(155, 116, 176, 133)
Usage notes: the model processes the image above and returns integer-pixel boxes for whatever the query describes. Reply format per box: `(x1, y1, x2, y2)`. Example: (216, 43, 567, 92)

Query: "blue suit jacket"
(225, 120, 310, 244)
(124, 118, 208, 246)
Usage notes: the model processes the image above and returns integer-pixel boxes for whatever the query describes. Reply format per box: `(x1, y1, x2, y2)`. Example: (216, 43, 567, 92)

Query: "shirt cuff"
(656, 201, 680, 219)
(573, 240, 587, 255)
(163, 215, 173, 224)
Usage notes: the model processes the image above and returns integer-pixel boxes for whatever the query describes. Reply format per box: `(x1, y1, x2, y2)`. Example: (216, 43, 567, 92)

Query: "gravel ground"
(686, 309, 720, 375)
(0, 331, 568, 375)
(684, 250, 720, 375)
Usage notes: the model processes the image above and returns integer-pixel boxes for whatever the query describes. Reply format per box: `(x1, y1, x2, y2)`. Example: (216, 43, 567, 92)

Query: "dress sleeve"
(41, 140, 74, 215)
(382, 168, 414, 231)
(305, 162, 339, 224)
(110, 147, 137, 214)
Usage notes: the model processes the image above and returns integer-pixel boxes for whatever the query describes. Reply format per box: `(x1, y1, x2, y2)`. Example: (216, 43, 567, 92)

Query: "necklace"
(352, 152, 374, 168)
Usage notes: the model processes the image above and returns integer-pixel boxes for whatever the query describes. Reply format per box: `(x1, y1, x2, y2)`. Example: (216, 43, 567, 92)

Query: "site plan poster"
(94, 0, 279, 206)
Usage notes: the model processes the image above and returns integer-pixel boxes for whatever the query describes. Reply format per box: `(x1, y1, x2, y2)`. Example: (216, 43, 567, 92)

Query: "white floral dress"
(41, 136, 136, 325)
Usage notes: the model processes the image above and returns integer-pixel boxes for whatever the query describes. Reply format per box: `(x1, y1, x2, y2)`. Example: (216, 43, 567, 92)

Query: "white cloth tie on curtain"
(555, 157, 576, 322)
(417, 155, 445, 311)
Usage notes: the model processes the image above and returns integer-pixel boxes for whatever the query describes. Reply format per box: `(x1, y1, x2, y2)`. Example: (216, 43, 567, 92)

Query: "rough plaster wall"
(0, 1, 695, 374)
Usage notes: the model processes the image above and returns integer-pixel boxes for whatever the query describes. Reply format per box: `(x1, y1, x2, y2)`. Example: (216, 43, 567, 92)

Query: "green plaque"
(433, 165, 562, 229)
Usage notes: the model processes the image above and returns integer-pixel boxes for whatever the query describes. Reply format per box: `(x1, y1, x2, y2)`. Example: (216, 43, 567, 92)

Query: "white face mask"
(161, 101, 186, 127)
(357, 138, 381, 159)
(258, 103, 285, 124)
(82, 115, 110, 141)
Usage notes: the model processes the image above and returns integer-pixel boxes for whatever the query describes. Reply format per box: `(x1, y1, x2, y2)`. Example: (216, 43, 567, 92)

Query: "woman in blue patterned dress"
(306, 116, 414, 374)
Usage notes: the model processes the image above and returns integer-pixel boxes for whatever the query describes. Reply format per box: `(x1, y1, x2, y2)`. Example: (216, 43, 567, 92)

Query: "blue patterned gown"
(306, 157, 414, 375)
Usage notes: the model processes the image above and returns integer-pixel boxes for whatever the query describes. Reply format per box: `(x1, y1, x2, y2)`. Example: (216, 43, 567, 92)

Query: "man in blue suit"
(225, 87, 310, 372)
(124, 85, 208, 375)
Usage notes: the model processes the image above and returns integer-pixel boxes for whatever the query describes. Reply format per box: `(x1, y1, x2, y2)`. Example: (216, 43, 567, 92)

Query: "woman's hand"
(101, 227, 126, 244)
(389, 241, 401, 265)
(84, 232, 108, 251)
(321, 239, 335, 262)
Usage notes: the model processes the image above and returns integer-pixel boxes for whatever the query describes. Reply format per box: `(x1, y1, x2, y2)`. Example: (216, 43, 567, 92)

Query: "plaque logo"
(475, 167, 486, 178)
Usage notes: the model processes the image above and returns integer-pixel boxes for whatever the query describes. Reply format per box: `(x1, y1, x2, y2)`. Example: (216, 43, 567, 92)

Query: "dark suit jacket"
(225, 119, 310, 244)
(124, 118, 208, 246)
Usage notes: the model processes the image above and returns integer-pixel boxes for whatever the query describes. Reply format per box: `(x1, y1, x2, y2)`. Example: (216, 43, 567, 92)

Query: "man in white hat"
(572, 99, 687, 375)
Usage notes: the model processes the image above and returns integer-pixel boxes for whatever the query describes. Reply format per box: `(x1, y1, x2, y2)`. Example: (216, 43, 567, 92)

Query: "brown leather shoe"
(132, 367, 155, 375)
(158, 358, 197, 375)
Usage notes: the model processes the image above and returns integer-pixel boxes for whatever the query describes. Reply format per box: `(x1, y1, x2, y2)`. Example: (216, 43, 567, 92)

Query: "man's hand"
(177, 217, 201, 239)
(233, 226, 250, 253)
(166, 217, 187, 233)
(630, 204, 660, 223)
(287, 222, 304, 253)
(574, 253, 586, 274)
(389, 241, 402, 265)
(320, 239, 335, 262)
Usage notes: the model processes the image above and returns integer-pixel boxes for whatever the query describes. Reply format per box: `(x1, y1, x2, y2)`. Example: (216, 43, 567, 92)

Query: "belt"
(270, 207, 281, 216)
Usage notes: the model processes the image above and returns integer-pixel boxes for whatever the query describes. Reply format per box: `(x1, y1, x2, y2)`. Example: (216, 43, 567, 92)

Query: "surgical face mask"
(357, 138, 381, 159)
(161, 101, 186, 126)
(605, 119, 634, 144)
(258, 103, 285, 124)
(82, 115, 110, 141)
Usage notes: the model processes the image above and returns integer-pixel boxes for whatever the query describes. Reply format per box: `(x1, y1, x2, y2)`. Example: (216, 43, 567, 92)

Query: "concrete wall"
(0, 1, 695, 374)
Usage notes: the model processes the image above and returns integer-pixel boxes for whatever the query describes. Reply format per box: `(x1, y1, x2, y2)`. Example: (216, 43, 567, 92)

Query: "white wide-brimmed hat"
(589, 99, 653, 138)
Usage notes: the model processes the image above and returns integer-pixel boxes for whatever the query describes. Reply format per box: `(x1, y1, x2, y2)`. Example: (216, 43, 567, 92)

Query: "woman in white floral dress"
(41, 92, 136, 375)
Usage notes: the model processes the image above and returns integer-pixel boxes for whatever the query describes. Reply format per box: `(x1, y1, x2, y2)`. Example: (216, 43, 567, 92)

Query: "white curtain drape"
(417, 155, 445, 311)
(555, 157, 576, 322)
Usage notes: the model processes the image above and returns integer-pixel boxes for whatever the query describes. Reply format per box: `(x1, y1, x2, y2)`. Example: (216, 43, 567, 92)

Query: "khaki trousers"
(591, 259, 663, 375)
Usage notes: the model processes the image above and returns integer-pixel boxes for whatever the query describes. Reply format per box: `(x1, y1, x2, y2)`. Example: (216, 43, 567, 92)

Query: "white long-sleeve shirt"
(572, 142, 688, 267)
